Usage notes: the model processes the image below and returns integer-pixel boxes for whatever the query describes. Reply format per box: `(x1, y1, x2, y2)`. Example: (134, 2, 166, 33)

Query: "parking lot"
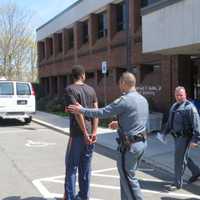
(0, 120, 200, 200)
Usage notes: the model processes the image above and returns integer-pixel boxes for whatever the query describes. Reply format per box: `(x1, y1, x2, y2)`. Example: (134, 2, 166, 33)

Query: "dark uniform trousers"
(174, 133, 200, 188)
(117, 140, 147, 200)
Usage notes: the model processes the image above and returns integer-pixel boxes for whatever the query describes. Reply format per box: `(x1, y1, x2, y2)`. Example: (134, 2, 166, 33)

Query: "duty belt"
(127, 132, 147, 143)
(116, 132, 147, 152)
(171, 130, 190, 138)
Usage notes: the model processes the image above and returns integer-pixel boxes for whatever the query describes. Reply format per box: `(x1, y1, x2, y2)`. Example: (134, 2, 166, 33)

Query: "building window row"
(116, 2, 126, 32)
(82, 20, 89, 44)
(38, 1, 126, 63)
(141, 0, 162, 8)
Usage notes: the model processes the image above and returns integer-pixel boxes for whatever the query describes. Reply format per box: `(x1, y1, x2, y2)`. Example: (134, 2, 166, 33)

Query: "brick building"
(37, 0, 198, 112)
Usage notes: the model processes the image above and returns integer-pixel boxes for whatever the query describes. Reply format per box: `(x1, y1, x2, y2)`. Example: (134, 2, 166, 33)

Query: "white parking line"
(33, 167, 200, 199)
(25, 140, 56, 147)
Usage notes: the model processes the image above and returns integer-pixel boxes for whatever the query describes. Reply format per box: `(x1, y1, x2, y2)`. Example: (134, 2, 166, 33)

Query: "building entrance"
(192, 57, 200, 99)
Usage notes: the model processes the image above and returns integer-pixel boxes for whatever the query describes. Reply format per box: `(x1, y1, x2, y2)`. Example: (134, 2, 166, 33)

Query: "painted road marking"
(33, 167, 200, 199)
(25, 140, 56, 147)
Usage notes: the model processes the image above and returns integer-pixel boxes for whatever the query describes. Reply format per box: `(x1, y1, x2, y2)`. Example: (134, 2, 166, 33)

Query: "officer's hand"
(190, 142, 199, 148)
(108, 121, 118, 129)
(68, 102, 82, 114)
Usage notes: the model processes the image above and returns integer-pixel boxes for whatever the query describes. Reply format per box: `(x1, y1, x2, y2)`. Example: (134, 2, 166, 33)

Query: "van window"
(16, 83, 31, 95)
(0, 82, 14, 95)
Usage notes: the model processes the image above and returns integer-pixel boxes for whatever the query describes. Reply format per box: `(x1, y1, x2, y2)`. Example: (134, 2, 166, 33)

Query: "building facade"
(142, 0, 200, 105)
(37, 0, 195, 112)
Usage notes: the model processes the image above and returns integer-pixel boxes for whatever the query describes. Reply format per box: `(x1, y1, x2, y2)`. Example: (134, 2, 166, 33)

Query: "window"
(141, 0, 148, 7)
(0, 82, 14, 95)
(86, 72, 94, 79)
(82, 20, 89, 44)
(116, 2, 126, 32)
(16, 83, 31, 95)
(97, 12, 107, 39)
(116, 68, 126, 83)
(140, 64, 160, 82)
(141, 0, 162, 8)
(68, 29, 74, 49)
(54, 77, 58, 94)
(49, 38, 53, 56)
(58, 33, 63, 53)
(39, 41, 45, 61)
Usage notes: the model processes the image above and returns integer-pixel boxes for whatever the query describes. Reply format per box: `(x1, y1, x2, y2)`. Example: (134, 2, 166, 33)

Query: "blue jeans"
(117, 140, 147, 200)
(64, 136, 94, 200)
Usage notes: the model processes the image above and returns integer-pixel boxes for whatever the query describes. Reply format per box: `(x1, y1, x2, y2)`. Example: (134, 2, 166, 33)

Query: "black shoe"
(165, 184, 181, 192)
(75, 195, 88, 200)
(188, 174, 200, 183)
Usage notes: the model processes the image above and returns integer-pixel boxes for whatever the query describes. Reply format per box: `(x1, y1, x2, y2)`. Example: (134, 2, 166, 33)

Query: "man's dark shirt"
(65, 83, 97, 137)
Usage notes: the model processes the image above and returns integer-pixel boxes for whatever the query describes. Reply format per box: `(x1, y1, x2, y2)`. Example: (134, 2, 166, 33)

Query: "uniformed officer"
(162, 86, 200, 191)
(68, 72, 149, 200)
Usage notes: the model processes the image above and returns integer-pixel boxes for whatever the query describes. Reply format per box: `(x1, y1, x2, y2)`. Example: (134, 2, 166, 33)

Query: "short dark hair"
(71, 65, 85, 80)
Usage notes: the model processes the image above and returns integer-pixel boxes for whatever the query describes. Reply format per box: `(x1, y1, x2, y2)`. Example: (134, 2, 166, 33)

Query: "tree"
(0, 2, 37, 82)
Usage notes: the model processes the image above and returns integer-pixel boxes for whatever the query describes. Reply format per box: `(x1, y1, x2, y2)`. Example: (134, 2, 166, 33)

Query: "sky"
(1, 0, 79, 29)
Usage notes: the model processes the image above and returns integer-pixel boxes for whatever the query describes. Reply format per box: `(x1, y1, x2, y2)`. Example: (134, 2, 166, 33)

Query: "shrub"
(46, 97, 65, 113)
(37, 96, 50, 111)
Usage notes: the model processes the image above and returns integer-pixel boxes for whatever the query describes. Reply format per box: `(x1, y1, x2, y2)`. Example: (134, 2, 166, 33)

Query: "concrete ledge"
(33, 118, 70, 135)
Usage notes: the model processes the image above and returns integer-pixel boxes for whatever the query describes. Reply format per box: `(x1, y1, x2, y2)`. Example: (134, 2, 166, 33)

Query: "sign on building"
(101, 61, 107, 74)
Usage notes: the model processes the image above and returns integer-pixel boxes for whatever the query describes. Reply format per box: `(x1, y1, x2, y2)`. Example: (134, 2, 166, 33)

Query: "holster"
(171, 130, 192, 138)
(116, 132, 146, 152)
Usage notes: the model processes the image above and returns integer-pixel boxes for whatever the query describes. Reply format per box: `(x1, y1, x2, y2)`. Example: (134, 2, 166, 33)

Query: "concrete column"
(74, 22, 82, 63)
(177, 55, 193, 97)
(112, 68, 117, 84)
(37, 41, 45, 62)
(94, 71, 98, 87)
(88, 14, 98, 49)
(53, 33, 59, 57)
(45, 38, 52, 59)
(49, 76, 53, 96)
(130, 0, 141, 34)
(107, 4, 117, 42)
(57, 76, 62, 96)
(63, 28, 69, 54)
(37, 42, 41, 63)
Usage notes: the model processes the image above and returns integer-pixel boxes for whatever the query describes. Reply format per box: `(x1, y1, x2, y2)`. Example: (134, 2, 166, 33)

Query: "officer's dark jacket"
(163, 100, 200, 144)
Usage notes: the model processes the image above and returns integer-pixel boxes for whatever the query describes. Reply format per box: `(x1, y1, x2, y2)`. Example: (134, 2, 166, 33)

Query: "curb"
(33, 118, 69, 135)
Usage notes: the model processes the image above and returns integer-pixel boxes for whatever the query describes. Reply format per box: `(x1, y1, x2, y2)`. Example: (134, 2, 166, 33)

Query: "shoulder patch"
(192, 106, 198, 113)
(113, 96, 124, 105)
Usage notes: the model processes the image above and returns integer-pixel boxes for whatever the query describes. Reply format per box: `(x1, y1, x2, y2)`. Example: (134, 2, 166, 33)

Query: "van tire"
(24, 117, 32, 124)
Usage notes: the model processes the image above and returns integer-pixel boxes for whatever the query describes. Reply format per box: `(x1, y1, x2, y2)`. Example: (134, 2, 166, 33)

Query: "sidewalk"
(33, 111, 200, 184)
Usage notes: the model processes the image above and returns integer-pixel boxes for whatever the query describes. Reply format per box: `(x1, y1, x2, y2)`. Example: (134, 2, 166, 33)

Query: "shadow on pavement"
(94, 134, 200, 198)
(0, 119, 26, 127)
(2, 197, 46, 200)
(161, 197, 199, 200)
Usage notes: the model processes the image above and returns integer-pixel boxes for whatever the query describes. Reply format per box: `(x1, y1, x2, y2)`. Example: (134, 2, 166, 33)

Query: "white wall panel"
(37, 0, 114, 41)
(142, 0, 200, 54)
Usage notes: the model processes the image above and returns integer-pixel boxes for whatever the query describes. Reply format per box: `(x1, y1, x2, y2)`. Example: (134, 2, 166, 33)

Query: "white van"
(0, 80, 36, 124)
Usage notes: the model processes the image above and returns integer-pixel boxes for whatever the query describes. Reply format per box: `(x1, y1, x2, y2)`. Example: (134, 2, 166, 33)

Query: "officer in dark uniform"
(162, 86, 200, 191)
(68, 72, 149, 200)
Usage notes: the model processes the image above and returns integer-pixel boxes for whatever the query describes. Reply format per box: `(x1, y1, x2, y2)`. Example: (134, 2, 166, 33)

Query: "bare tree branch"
(0, 2, 37, 82)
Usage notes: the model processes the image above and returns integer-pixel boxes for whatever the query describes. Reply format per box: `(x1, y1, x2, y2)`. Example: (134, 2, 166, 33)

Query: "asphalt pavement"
(32, 111, 200, 186)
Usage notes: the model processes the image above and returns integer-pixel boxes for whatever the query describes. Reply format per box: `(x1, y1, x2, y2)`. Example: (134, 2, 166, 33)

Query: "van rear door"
(0, 81, 15, 112)
(16, 82, 35, 112)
